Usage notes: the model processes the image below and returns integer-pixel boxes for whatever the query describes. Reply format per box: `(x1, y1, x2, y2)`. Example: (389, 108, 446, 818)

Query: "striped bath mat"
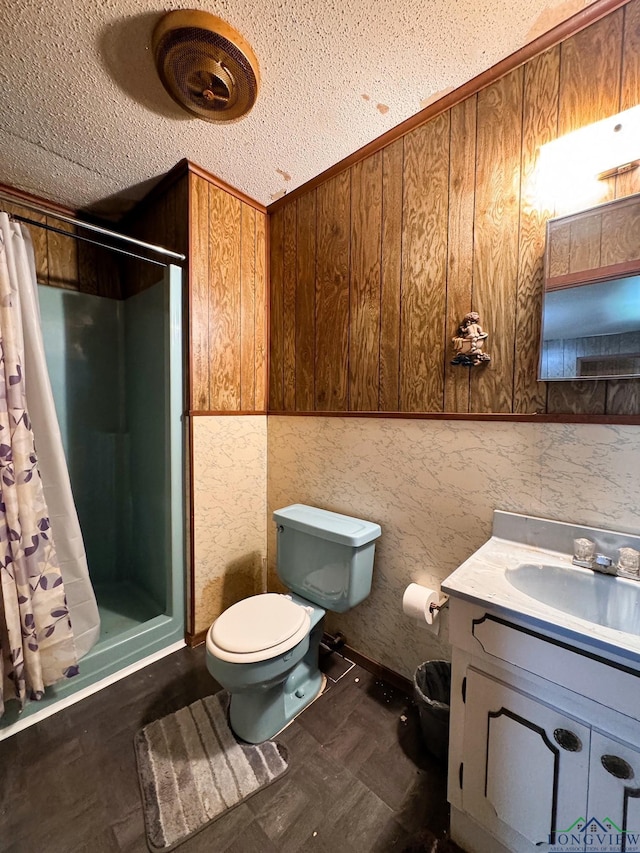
(135, 692, 289, 851)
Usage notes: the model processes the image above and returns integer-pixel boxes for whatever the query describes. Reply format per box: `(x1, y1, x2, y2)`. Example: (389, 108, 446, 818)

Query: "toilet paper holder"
(429, 595, 449, 614)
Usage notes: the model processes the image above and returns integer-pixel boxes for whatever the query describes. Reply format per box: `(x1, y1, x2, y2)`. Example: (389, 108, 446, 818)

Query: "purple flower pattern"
(0, 227, 78, 717)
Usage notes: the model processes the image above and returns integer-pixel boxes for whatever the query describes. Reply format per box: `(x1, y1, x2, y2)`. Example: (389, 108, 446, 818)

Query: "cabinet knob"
(601, 755, 634, 780)
(553, 728, 582, 752)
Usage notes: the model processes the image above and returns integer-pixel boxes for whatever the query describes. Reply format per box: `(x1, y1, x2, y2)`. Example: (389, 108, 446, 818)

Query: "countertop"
(441, 511, 640, 667)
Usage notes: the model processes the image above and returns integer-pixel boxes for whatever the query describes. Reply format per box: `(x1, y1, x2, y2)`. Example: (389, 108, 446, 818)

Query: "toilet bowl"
(206, 504, 381, 743)
(206, 592, 326, 743)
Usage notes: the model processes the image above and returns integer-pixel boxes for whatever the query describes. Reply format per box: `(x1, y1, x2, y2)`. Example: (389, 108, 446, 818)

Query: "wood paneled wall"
(269, 0, 640, 416)
(126, 163, 267, 414)
(122, 171, 189, 298)
(1, 198, 121, 298)
(189, 172, 267, 413)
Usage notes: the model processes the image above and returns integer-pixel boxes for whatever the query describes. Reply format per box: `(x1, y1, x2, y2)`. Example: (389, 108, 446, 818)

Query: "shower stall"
(0, 237, 185, 731)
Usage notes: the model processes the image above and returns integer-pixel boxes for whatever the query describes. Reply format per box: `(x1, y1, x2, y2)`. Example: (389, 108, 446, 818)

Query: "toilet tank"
(273, 504, 381, 613)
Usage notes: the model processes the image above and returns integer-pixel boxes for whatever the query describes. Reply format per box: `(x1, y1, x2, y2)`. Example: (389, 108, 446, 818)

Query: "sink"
(505, 563, 640, 634)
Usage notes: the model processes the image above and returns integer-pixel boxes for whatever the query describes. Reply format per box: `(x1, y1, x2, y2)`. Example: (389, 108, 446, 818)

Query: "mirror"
(540, 274, 640, 380)
(540, 193, 640, 381)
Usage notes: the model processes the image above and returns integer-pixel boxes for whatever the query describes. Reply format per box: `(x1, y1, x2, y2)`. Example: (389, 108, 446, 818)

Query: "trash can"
(413, 660, 451, 763)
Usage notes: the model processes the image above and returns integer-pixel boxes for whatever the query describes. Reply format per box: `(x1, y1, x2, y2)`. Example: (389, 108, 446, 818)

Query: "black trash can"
(413, 660, 451, 763)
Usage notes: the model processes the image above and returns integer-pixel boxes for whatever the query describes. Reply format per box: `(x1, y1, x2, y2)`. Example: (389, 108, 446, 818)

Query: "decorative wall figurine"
(451, 312, 491, 366)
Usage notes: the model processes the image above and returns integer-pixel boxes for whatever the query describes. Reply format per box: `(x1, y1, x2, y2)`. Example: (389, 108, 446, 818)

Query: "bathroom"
(1, 0, 639, 849)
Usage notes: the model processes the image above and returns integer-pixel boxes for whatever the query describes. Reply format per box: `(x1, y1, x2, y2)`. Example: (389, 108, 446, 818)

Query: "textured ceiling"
(0, 0, 595, 216)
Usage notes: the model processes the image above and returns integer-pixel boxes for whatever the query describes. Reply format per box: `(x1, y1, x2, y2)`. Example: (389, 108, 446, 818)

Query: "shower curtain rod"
(0, 192, 186, 263)
(11, 214, 167, 268)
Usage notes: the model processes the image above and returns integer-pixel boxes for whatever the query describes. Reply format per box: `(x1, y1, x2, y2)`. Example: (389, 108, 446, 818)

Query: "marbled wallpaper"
(267, 417, 640, 679)
(192, 415, 267, 635)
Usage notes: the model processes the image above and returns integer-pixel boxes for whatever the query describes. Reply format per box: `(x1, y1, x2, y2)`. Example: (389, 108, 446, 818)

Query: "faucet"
(592, 553, 617, 576)
(572, 538, 640, 579)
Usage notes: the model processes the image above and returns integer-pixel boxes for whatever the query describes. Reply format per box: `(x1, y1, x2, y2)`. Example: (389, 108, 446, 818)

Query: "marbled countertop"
(442, 512, 640, 667)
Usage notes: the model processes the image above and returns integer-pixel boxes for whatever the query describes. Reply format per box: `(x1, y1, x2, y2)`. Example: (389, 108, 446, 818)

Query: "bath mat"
(135, 691, 289, 852)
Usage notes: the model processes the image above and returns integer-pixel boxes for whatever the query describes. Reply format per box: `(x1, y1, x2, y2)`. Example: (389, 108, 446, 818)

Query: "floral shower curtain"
(0, 218, 77, 716)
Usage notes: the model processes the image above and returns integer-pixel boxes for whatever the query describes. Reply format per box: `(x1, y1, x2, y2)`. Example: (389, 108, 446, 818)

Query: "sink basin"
(505, 563, 640, 634)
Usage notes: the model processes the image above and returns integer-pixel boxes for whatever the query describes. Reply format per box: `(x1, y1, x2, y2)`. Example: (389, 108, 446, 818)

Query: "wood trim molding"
(121, 158, 267, 228)
(187, 413, 196, 638)
(186, 161, 267, 213)
(184, 631, 413, 696)
(546, 258, 640, 290)
(190, 409, 268, 416)
(267, 0, 630, 213)
(186, 628, 207, 647)
(340, 643, 412, 695)
(0, 181, 78, 217)
(267, 410, 640, 424)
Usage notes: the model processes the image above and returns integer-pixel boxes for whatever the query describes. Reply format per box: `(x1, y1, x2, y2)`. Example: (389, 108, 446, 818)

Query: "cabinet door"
(463, 668, 590, 851)
(586, 731, 640, 853)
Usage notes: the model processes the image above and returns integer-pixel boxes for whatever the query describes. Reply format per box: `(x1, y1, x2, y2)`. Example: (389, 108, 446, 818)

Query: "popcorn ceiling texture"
(0, 0, 595, 214)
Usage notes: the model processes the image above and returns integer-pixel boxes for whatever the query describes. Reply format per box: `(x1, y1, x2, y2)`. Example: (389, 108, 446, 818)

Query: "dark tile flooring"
(0, 645, 463, 853)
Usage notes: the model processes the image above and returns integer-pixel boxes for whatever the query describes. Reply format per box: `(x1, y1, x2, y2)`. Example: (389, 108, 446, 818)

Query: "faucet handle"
(573, 537, 595, 568)
(617, 547, 640, 579)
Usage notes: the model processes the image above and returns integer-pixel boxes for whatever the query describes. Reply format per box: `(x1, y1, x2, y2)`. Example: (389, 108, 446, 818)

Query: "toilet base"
(228, 614, 325, 743)
(271, 673, 327, 737)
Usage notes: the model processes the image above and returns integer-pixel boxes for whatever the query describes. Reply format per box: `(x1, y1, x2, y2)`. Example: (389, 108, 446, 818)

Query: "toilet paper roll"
(402, 583, 441, 626)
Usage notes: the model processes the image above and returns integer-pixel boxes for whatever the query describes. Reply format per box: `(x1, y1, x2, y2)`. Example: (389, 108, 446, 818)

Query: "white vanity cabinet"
(462, 668, 590, 849)
(447, 598, 640, 853)
(586, 732, 640, 847)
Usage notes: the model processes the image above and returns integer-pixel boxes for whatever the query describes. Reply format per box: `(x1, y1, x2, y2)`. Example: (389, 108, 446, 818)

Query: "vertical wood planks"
(608, 1, 640, 412)
(444, 97, 477, 413)
(553, 11, 623, 413)
(208, 186, 241, 410)
(190, 174, 210, 411)
(514, 48, 559, 414)
(471, 69, 523, 413)
(556, 10, 623, 219)
(315, 172, 351, 411)
(267, 2, 640, 418)
(400, 113, 450, 412)
(617, 0, 640, 197)
(295, 191, 316, 411)
(379, 139, 403, 411)
(255, 212, 267, 410)
(269, 207, 285, 410)
(350, 153, 382, 411)
(47, 219, 79, 290)
(240, 204, 257, 410)
(2, 201, 49, 284)
(283, 204, 297, 410)
(600, 199, 640, 267)
(569, 216, 601, 272)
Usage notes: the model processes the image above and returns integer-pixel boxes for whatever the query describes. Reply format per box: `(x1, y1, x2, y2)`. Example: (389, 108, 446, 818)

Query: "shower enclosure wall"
(1, 263, 184, 729)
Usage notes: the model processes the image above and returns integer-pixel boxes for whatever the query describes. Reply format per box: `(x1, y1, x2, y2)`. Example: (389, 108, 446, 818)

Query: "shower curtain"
(0, 213, 99, 715)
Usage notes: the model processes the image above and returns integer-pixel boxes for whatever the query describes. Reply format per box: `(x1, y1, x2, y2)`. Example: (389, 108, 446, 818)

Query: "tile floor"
(0, 645, 462, 853)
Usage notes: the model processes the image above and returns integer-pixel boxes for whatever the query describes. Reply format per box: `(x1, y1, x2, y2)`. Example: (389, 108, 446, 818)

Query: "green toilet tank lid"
(273, 504, 381, 547)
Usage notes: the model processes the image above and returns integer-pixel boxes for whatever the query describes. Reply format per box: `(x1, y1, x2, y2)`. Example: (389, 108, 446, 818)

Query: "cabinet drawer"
(471, 614, 640, 720)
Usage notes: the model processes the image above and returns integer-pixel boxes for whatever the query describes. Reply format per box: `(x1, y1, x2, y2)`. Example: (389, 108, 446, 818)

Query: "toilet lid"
(211, 593, 307, 654)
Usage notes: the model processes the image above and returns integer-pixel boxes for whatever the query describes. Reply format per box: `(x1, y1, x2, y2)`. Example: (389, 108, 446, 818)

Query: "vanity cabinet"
(462, 669, 590, 848)
(586, 732, 640, 847)
(448, 598, 640, 853)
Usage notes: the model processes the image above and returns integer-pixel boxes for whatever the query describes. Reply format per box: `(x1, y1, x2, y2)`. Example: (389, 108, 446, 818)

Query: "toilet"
(206, 503, 381, 743)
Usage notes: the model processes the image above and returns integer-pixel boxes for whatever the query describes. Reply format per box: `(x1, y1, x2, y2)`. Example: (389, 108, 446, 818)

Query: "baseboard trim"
(341, 643, 413, 695)
(188, 625, 412, 694)
(186, 628, 207, 647)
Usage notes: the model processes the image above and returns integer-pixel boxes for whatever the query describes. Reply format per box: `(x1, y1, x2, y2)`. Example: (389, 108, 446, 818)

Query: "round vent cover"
(152, 10, 260, 122)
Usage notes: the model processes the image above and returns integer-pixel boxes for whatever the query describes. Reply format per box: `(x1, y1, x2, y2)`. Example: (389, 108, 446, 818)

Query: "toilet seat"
(207, 594, 311, 664)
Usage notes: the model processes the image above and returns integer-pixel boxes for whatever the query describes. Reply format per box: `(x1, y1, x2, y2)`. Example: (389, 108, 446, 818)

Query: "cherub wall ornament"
(451, 312, 491, 366)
